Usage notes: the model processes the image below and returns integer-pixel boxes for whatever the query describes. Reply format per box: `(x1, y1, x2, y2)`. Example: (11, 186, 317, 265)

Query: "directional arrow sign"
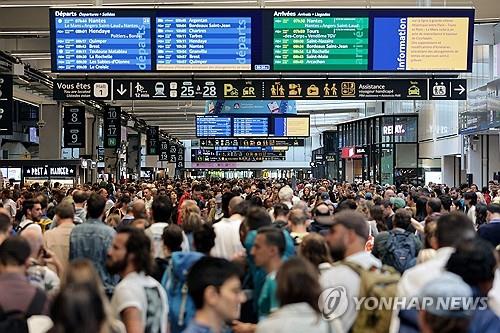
(454, 84, 466, 95)
(117, 84, 127, 96)
(429, 79, 467, 100)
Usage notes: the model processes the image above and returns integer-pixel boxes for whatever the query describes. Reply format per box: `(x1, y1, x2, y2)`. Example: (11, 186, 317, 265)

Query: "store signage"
(341, 147, 362, 159)
(53, 79, 112, 100)
(355, 147, 367, 155)
(63, 106, 86, 148)
(383, 124, 406, 136)
(22, 165, 77, 178)
(103, 106, 121, 148)
(146, 126, 159, 155)
(0, 75, 13, 135)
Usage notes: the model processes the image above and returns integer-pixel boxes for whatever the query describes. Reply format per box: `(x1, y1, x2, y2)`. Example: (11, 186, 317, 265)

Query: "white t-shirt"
(211, 215, 244, 259)
(111, 271, 168, 333)
(145, 223, 169, 259)
(19, 219, 43, 234)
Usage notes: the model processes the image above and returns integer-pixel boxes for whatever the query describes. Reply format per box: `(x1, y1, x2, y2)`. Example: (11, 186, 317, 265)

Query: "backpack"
(340, 261, 400, 333)
(0, 288, 46, 333)
(380, 231, 418, 273)
(162, 252, 203, 333)
(13, 222, 35, 235)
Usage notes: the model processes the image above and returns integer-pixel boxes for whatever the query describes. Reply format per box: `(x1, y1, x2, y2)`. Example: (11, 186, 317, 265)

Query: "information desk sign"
(63, 106, 86, 148)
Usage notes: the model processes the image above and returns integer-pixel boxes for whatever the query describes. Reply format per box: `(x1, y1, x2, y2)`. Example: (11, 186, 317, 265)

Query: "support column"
(466, 135, 483, 187)
(442, 156, 455, 187)
(127, 134, 141, 181)
(39, 104, 62, 159)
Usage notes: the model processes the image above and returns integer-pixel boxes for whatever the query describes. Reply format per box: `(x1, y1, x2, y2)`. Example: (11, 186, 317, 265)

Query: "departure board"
(273, 16, 369, 71)
(196, 116, 232, 137)
(53, 11, 152, 71)
(233, 117, 268, 137)
(273, 117, 310, 137)
(156, 17, 251, 70)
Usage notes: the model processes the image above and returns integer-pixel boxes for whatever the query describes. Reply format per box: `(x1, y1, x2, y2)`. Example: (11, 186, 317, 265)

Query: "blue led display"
(233, 117, 268, 137)
(53, 14, 151, 71)
(156, 17, 251, 71)
(196, 116, 232, 137)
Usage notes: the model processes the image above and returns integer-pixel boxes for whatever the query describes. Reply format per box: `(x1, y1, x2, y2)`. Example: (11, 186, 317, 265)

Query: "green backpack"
(340, 260, 400, 333)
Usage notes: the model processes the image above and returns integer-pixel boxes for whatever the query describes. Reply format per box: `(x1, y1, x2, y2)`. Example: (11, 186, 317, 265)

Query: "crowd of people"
(0, 177, 499, 333)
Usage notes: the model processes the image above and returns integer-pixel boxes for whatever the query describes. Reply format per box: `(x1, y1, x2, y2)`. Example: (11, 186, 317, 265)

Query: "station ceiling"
(0, 0, 497, 139)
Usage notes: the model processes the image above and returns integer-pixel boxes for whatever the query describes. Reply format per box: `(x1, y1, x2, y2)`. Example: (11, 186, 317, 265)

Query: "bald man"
(21, 228, 61, 294)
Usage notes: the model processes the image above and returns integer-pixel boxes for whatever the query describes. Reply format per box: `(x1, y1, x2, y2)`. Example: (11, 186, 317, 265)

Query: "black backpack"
(380, 231, 418, 273)
(13, 222, 35, 235)
(0, 288, 46, 333)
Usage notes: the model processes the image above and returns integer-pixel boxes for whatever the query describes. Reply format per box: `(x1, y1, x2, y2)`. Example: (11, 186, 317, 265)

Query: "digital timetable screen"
(196, 116, 232, 137)
(233, 117, 268, 137)
(273, 16, 369, 71)
(51, 10, 152, 71)
(50, 8, 474, 73)
(156, 17, 252, 71)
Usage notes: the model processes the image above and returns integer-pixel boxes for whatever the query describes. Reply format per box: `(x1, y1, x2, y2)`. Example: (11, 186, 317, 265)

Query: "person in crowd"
(320, 210, 382, 331)
(287, 208, 308, 244)
(169, 190, 179, 226)
(143, 187, 153, 213)
(415, 196, 428, 222)
(464, 191, 478, 227)
(369, 204, 386, 233)
(43, 201, 76, 273)
(382, 199, 395, 230)
(70, 193, 117, 297)
(277, 186, 293, 209)
(475, 203, 488, 228)
(193, 223, 216, 255)
(477, 203, 500, 247)
(21, 228, 61, 295)
(106, 227, 168, 333)
(298, 233, 333, 274)
(183, 257, 244, 333)
(426, 198, 442, 217)
(19, 198, 43, 234)
(35, 194, 54, 232)
(438, 195, 452, 213)
(372, 208, 422, 273)
(446, 238, 500, 332)
(0, 237, 50, 316)
(255, 257, 341, 333)
(393, 212, 476, 332)
(145, 195, 173, 259)
(151, 224, 184, 282)
(51, 259, 125, 333)
(272, 203, 289, 229)
(2, 189, 17, 219)
(72, 190, 88, 224)
(211, 196, 246, 259)
(417, 272, 474, 333)
(308, 203, 333, 234)
(0, 211, 12, 245)
(99, 188, 115, 216)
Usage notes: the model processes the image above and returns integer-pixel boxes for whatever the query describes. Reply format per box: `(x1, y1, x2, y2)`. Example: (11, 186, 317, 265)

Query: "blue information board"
(156, 17, 251, 71)
(53, 12, 151, 71)
(233, 117, 268, 137)
(196, 116, 232, 137)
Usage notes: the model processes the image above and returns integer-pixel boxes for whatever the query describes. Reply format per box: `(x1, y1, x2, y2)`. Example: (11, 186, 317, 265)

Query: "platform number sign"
(63, 106, 85, 148)
(0, 75, 13, 135)
(146, 126, 159, 155)
(104, 106, 121, 148)
(168, 143, 177, 163)
(176, 146, 185, 169)
(159, 139, 169, 161)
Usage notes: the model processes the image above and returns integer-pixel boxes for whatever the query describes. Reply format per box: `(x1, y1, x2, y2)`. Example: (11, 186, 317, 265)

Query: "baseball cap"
(320, 192, 330, 201)
(365, 192, 373, 200)
(390, 197, 406, 210)
(419, 272, 473, 318)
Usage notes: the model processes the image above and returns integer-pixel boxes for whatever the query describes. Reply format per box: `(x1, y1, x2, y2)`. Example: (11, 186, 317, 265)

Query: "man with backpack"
(0, 237, 49, 331)
(320, 210, 399, 333)
(372, 208, 422, 273)
(17, 199, 43, 235)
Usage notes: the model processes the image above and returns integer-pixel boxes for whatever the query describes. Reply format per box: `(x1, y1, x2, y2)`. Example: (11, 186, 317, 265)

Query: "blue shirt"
(182, 320, 232, 333)
(477, 220, 500, 247)
(69, 217, 118, 294)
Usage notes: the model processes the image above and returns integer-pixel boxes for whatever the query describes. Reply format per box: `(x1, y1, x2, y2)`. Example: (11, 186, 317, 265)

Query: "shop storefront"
(334, 114, 419, 186)
(0, 160, 82, 187)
